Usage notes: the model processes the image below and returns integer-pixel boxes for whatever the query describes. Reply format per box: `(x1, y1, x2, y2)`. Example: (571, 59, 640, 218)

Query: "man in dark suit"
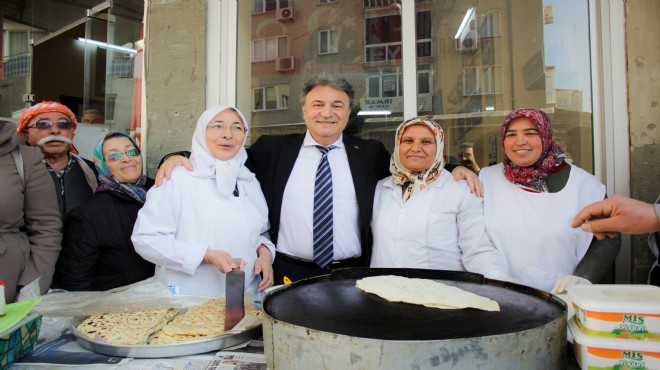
(247, 77, 390, 283)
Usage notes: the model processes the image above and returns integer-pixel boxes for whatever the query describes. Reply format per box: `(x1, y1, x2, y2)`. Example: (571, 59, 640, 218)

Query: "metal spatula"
(224, 259, 245, 331)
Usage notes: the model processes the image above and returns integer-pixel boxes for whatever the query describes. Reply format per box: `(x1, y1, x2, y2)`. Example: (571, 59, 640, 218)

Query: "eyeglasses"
(27, 119, 75, 130)
(104, 148, 140, 162)
(207, 122, 246, 133)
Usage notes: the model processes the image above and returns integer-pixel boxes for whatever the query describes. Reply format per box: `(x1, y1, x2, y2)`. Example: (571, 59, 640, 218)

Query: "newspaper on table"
(205, 340, 266, 370)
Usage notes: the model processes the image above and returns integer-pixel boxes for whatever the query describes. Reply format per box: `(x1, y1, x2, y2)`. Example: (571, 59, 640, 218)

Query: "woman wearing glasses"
(132, 106, 275, 297)
(54, 132, 154, 291)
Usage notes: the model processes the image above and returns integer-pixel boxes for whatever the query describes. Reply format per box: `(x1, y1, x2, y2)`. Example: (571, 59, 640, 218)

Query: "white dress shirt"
(277, 131, 361, 261)
(370, 170, 508, 279)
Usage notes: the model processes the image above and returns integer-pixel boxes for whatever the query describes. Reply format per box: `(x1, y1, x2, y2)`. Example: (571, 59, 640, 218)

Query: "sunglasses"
(27, 119, 75, 130)
(105, 148, 140, 162)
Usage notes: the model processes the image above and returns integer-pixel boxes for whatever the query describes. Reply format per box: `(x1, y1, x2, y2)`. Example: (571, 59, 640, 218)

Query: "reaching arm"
(571, 195, 660, 239)
(448, 165, 483, 197)
(154, 151, 193, 187)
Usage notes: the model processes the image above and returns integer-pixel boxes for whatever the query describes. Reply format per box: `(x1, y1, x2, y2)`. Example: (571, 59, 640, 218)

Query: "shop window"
(462, 65, 503, 96)
(365, 11, 431, 62)
(479, 10, 501, 38)
(252, 0, 289, 14)
(252, 36, 289, 62)
(318, 30, 338, 55)
(367, 65, 431, 98)
(253, 85, 290, 111)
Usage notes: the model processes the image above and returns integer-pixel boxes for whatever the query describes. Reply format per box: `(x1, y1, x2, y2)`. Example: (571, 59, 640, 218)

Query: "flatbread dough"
(356, 275, 500, 312)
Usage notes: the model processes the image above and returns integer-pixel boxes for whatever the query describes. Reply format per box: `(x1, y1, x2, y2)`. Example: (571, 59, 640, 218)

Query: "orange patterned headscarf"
(16, 101, 78, 134)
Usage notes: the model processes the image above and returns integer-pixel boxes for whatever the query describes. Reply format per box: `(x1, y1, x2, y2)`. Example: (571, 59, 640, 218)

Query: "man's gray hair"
(299, 76, 355, 106)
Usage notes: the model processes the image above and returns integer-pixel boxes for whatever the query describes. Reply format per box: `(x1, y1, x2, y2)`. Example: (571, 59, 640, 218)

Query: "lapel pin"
(354, 145, 360, 149)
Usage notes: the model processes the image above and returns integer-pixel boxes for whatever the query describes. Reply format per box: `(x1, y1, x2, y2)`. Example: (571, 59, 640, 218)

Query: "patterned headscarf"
(390, 117, 445, 202)
(16, 101, 78, 133)
(93, 132, 148, 203)
(501, 108, 565, 193)
(189, 106, 255, 196)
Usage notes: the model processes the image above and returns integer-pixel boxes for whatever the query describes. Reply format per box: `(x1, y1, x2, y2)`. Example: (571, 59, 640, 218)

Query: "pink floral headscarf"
(501, 108, 565, 193)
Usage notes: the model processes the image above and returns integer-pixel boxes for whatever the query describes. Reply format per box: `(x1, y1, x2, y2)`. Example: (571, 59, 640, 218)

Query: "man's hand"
(571, 195, 660, 239)
(203, 249, 238, 273)
(450, 166, 483, 197)
(254, 248, 274, 292)
(155, 155, 193, 187)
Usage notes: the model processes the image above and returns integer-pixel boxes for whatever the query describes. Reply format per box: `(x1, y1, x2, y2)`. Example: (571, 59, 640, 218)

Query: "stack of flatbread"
(356, 275, 500, 312)
(149, 298, 226, 344)
(76, 298, 260, 345)
(76, 307, 179, 345)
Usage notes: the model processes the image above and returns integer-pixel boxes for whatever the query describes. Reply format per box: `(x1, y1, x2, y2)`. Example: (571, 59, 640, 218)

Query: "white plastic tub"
(568, 285, 660, 341)
(570, 319, 660, 370)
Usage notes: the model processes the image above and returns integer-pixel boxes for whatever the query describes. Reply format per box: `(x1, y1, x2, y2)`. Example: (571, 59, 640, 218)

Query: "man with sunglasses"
(17, 101, 98, 218)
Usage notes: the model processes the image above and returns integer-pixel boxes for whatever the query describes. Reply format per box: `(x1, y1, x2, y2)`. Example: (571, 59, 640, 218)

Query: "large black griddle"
(263, 268, 565, 341)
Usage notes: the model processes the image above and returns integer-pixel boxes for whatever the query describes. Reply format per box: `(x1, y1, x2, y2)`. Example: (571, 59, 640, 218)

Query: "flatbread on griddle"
(76, 307, 180, 345)
(356, 275, 500, 312)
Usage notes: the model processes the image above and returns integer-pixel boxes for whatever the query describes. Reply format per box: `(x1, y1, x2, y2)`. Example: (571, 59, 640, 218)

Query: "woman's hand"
(450, 166, 484, 197)
(254, 248, 274, 292)
(202, 249, 238, 273)
(155, 155, 193, 187)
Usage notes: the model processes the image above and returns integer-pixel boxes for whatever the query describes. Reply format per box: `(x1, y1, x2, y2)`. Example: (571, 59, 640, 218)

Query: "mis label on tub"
(574, 305, 660, 341)
(580, 346, 660, 370)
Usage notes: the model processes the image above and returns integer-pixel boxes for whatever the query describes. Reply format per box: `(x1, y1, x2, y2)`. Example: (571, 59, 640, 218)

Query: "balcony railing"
(3, 53, 30, 78)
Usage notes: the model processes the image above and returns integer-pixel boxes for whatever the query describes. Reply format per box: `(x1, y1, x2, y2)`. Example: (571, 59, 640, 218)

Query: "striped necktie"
(313, 145, 336, 268)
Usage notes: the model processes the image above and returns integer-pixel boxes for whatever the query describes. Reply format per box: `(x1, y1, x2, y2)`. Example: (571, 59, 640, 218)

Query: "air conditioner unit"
(276, 56, 295, 72)
(455, 8, 478, 52)
(277, 7, 295, 21)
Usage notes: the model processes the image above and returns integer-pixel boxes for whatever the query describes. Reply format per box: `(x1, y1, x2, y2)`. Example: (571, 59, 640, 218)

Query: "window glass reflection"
(240, 0, 592, 172)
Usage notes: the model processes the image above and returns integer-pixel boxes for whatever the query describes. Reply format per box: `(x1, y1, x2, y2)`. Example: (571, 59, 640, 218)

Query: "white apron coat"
(370, 171, 507, 279)
(480, 163, 605, 291)
(132, 168, 272, 297)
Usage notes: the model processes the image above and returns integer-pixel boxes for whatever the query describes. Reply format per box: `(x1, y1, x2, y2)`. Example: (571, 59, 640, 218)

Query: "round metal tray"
(70, 306, 262, 358)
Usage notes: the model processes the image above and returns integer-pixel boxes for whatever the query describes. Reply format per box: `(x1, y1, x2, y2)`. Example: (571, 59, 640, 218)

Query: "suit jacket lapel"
(272, 134, 304, 223)
(344, 135, 367, 221)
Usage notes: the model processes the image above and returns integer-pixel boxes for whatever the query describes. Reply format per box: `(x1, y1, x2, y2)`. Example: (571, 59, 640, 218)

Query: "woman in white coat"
(132, 106, 275, 297)
(480, 108, 620, 293)
(370, 117, 507, 280)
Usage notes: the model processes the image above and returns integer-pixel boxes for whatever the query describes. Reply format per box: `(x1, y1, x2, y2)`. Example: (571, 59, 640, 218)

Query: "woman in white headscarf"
(370, 117, 507, 280)
(132, 106, 274, 297)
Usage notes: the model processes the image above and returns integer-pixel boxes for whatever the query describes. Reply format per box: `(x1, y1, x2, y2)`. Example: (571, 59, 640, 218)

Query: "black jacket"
(48, 157, 97, 218)
(53, 179, 155, 291)
(247, 134, 391, 266)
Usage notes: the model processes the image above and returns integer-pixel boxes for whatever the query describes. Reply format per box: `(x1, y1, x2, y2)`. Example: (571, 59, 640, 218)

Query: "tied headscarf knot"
(501, 108, 566, 193)
(390, 117, 445, 203)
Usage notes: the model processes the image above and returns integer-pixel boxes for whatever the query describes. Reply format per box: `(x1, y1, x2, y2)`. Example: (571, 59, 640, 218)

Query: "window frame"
(318, 29, 339, 55)
(252, 85, 290, 112)
(251, 35, 290, 62)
